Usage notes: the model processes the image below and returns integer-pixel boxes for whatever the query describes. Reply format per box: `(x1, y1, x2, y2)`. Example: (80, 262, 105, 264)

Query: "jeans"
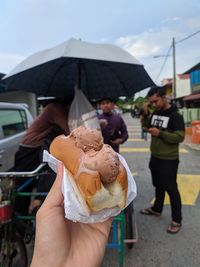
(141, 129, 147, 140)
(149, 155, 182, 224)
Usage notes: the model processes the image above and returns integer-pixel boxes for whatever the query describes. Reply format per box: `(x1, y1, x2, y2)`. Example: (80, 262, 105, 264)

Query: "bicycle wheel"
(0, 225, 10, 267)
(8, 234, 28, 267)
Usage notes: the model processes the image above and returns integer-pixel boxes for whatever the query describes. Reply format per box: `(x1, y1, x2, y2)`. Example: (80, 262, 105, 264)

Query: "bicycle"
(0, 163, 137, 267)
(0, 163, 47, 267)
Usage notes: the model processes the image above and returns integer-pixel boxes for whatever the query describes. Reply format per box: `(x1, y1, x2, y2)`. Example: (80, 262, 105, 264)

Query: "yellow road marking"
(120, 147, 188, 153)
(128, 128, 141, 131)
(129, 133, 141, 137)
(128, 138, 144, 142)
(132, 172, 138, 176)
(151, 174, 200, 206)
(128, 131, 141, 134)
(128, 133, 141, 136)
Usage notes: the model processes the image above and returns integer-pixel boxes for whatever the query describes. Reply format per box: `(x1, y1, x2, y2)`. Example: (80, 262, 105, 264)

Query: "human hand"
(111, 138, 123, 145)
(30, 163, 112, 267)
(99, 119, 108, 129)
(142, 102, 149, 114)
(148, 127, 160, 137)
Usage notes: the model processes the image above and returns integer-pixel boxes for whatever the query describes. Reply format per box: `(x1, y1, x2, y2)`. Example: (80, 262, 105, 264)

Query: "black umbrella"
(0, 73, 6, 93)
(3, 38, 154, 99)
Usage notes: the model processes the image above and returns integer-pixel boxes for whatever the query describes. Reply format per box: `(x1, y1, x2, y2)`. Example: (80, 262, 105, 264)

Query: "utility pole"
(172, 37, 176, 99)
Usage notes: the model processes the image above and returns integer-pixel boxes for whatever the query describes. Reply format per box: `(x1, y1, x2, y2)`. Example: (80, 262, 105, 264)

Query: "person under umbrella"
(98, 98, 128, 153)
(14, 95, 74, 215)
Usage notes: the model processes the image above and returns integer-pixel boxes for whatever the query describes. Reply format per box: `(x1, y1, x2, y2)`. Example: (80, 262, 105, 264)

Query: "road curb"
(184, 143, 200, 151)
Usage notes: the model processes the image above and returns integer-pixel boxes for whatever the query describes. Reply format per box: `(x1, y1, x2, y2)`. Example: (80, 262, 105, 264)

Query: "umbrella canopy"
(0, 73, 6, 92)
(3, 38, 154, 99)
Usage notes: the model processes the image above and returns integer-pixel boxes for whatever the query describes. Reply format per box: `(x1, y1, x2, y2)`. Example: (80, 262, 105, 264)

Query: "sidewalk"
(184, 134, 200, 151)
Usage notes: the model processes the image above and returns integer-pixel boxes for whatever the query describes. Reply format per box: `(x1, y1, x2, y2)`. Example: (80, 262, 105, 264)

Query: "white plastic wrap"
(43, 151, 137, 223)
(68, 88, 100, 132)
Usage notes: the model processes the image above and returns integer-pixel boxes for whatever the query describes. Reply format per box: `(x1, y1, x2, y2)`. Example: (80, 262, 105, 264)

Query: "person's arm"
(110, 116, 128, 145)
(30, 163, 112, 267)
(149, 113, 185, 144)
(119, 116, 128, 144)
(159, 130, 185, 144)
(140, 106, 152, 131)
(99, 119, 108, 130)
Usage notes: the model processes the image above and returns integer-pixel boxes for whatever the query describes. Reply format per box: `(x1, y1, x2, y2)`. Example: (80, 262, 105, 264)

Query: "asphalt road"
(103, 113, 200, 267)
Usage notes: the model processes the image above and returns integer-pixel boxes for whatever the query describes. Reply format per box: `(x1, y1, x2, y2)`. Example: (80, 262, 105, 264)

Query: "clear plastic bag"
(68, 88, 100, 132)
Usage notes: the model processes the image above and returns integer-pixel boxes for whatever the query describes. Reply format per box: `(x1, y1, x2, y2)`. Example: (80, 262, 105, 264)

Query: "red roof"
(163, 74, 189, 83)
(177, 74, 190, 79)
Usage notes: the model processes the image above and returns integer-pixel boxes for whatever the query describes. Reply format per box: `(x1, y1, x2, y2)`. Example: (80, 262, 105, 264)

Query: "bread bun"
(49, 126, 128, 214)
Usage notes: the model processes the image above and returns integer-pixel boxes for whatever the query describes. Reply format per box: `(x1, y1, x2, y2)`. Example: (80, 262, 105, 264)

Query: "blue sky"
(0, 0, 200, 94)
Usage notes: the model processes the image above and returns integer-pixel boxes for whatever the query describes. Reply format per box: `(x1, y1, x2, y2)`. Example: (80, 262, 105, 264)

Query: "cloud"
(116, 26, 183, 59)
(161, 17, 181, 24)
(0, 53, 25, 74)
(117, 32, 162, 58)
(115, 16, 200, 83)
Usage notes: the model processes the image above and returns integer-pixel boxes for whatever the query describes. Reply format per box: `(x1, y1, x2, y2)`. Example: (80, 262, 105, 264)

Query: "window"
(0, 109, 27, 139)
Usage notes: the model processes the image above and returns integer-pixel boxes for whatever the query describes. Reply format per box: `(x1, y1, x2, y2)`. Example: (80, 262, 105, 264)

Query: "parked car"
(0, 102, 33, 171)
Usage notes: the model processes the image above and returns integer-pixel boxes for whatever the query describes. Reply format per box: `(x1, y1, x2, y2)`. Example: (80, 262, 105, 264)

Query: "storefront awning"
(183, 93, 200, 101)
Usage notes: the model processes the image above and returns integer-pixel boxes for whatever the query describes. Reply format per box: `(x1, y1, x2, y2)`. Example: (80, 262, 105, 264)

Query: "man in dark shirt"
(98, 98, 128, 153)
(140, 86, 185, 234)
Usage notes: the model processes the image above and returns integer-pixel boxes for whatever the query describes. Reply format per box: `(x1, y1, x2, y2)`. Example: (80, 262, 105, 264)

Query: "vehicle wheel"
(8, 234, 28, 267)
(125, 212, 134, 249)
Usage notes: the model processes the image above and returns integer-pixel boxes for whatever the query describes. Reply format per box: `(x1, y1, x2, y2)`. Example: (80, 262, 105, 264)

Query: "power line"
(176, 29, 200, 44)
(155, 45, 172, 82)
(155, 29, 200, 83)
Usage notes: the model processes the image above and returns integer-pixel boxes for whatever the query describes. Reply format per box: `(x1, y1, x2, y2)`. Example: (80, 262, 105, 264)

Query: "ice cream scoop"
(70, 126, 103, 152)
(50, 126, 128, 214)
(83, 144, 120, 184)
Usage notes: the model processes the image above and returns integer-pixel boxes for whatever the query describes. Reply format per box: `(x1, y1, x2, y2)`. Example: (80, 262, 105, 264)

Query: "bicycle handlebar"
(0, 163, 47, 178)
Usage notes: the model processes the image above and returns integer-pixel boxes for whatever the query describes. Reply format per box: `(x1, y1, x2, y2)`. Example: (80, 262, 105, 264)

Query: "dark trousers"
(14, 146, 41, 215)
(149, 156, 182, 224)
(14, 146, 55, 214)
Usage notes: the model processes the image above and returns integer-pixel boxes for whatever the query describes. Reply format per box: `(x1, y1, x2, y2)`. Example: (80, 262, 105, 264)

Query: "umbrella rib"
(100, 62, 130, 97)
(81, 62, 90, 97)
(44, 60, 75, 96)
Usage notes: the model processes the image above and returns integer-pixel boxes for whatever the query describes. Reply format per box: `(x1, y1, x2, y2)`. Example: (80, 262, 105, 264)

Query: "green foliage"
(134, 96, 146, 109)
(116, 97, 134, 111)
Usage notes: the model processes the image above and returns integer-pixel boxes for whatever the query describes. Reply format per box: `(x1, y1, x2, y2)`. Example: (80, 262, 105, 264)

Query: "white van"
(0, 102, 33, 171)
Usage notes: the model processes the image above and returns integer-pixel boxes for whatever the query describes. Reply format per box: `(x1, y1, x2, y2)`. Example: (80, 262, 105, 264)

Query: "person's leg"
(148, 156, 165, 213)
(29, 166, 56, 214)
(151, 187, 165, 213)
(165, 159, 182, 224)
(144, 131, 147, 141)
(156, 158, 182, 233)
(14, 146, 41, 215)
(36, 168, 56, 202)
(141, 128, 144, 139)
